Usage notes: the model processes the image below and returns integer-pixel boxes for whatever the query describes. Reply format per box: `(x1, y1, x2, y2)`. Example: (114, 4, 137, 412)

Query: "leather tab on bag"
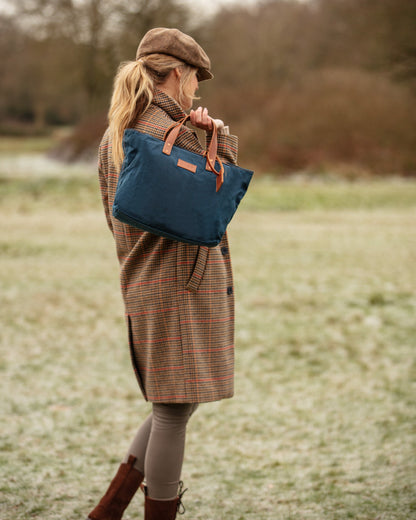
(177, 158, 197, 173)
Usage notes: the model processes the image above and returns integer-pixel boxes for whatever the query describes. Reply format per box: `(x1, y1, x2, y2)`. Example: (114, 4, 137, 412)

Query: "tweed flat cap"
(136, 27, 213, 81)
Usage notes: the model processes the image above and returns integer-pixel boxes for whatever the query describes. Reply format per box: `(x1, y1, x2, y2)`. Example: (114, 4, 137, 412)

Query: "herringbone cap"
(136, 27, 213, 81)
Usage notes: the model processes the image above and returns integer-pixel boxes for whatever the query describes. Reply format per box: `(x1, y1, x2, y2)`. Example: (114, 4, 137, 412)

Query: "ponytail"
(108, 60, 153, 171)
(108, 54, 197, 171)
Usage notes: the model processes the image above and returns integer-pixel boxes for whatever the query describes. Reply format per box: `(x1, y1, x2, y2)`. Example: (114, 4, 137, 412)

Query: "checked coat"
(98, 89, 239, 403)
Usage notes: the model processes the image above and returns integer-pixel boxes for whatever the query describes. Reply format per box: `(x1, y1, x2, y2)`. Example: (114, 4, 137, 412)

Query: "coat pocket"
(186, 246, 209, 293)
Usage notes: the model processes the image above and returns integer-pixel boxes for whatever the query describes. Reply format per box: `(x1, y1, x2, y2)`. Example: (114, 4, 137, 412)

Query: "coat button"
(227, 286, 233, 295)
(221, 246, 229, 256)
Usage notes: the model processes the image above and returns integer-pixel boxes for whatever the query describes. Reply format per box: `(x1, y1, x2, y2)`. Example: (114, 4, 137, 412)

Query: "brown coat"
(98, 90, 239, 403)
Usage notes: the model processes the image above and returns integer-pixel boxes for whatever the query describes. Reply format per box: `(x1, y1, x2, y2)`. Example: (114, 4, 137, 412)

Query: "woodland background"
(1, 0, 415, 176)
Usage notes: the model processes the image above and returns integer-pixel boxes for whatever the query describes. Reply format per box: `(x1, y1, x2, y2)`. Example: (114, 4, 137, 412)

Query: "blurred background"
(2, 2, 416, 519)
(0, 0, 415, 176)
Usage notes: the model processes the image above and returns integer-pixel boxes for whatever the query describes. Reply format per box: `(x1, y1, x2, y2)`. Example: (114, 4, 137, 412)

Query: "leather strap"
(162, 115, 224, 191)
(206, 118, 218, 165)
(163, 115, 189, 155)
(205, 151, 224, 192)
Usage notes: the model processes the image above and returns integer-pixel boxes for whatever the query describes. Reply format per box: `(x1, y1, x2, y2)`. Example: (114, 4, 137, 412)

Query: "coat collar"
(152, 89, 186, 122)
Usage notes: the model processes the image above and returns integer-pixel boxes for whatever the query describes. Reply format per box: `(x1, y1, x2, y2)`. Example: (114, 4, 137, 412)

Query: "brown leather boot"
(143, 481, 187, 520)
(87, 455, 144, 520)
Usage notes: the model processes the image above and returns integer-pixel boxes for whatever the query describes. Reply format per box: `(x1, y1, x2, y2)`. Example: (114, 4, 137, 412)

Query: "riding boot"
(143, 481, 187, 520)
(87, 455, 144, 520)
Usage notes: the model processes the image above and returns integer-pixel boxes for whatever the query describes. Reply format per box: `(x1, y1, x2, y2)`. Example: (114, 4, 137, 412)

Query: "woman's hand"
(190, 107, 225, 133)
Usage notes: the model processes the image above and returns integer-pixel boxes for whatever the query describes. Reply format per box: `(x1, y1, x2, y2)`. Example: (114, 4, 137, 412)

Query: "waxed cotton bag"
(112, 115, 253, 247)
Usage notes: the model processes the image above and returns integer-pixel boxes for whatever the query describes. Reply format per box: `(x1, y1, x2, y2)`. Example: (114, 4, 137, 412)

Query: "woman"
(87, 28, 239, 520)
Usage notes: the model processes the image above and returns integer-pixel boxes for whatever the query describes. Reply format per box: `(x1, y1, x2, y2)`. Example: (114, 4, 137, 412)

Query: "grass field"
(1, 148, 415, 519)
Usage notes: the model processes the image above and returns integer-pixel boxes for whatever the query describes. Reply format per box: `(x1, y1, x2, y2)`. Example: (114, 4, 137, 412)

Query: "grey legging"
(123, 403, 198, 500)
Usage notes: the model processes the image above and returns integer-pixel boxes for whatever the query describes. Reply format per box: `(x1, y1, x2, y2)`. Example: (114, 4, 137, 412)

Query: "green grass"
(0, 136, 55, 154)
(1, 154, 415, 519)
(244, 175, 416, 211)
(1, 166, 416, 214)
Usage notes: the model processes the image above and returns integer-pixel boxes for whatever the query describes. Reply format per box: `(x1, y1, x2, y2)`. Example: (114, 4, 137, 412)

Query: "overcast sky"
(178, 0, 261, 20)
(0, 0, 307, 20)
(0, 0, 261, 15)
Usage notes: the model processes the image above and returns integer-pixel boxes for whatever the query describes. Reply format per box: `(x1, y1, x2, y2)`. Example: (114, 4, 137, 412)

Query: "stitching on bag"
(177, 158, 197, 173)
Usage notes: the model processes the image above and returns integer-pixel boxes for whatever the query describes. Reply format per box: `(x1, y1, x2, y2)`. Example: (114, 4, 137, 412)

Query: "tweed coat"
(98, 90, 239, 403)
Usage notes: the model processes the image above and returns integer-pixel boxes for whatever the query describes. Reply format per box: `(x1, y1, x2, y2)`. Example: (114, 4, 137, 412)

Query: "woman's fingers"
(190, 107, 213, 131)
(189, 108, 197, 127)
(190, 107, 204, 126)
(202, 108, 213, 130)
(191, 107, 202, 125)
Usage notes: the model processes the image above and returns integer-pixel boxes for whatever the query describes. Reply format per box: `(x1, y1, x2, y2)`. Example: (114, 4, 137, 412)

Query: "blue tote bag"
(112, 115, 253, 247)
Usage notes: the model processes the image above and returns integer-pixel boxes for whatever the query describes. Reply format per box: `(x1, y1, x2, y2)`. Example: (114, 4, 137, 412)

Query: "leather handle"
(162, 115, 224, 190)
(205, 151, 224, 192)
(163, 115, 190, 155)
(206, 118, 218, 165)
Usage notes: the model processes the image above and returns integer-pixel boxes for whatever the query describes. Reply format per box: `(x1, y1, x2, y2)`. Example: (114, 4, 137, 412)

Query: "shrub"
(50, 113, 108, 163)
(207, 69, 416, 176)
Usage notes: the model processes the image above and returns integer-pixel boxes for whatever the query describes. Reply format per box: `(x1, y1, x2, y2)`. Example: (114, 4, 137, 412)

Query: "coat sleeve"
(97, 131, 114, 234)
(206, 131, 239, 165)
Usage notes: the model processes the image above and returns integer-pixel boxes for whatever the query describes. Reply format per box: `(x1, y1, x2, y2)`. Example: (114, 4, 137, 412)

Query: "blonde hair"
(108, 54, 198, 170)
